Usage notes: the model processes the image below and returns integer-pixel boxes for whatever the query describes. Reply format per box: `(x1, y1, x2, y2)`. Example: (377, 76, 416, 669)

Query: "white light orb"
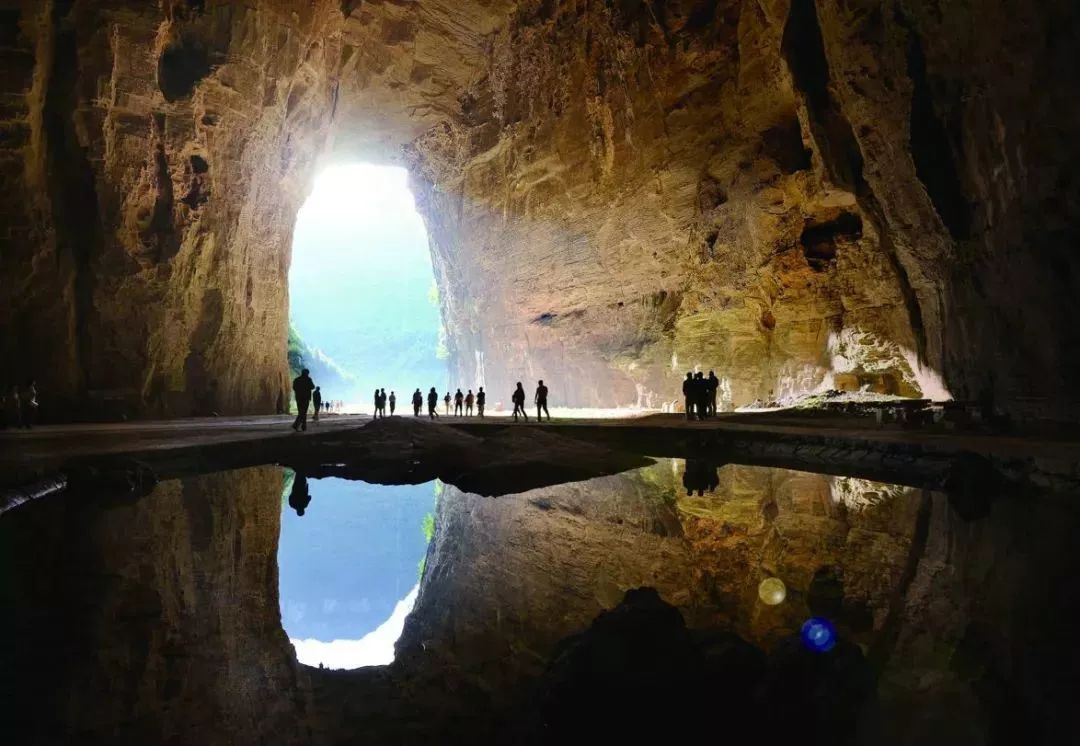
(758, 577, 787, 606)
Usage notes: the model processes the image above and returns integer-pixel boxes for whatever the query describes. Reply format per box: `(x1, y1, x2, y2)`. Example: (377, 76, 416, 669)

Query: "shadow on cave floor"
(3, 453, 1079, 746)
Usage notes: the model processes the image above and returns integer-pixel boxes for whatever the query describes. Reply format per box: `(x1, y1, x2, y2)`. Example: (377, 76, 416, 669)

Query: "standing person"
(512, 382, 528, 422)
(292, 369, 315, 431)
(373, 389, 381, 418)
(465, 389, 475, 416)
(476, 387, 486, 417)
(454, 388, 464, 416)
(444, 391, 451, 415)
(682, 372, 695, 420)
(288, 473, 311, 516)
(427, 387, 440, 419)
(312, 386, 322, 424)
(707, 371, 719, 417)
(693, 372, 708, 421)
(412, 388, 423, 416)
(389, 391, 397, 416)
(5, 384, 21, 429)
(22, 379, 38, 429)
(535, 379, 550, 422)
(380, 388, 388, 417)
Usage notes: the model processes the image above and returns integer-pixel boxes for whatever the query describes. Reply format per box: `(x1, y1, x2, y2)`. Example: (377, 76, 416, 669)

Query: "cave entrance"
(288, 164, 446, 412)
(278, 472, 437, 669)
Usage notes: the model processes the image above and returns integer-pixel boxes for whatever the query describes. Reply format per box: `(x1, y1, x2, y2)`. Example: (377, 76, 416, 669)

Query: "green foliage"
(421, 512, 435, 543)
(287, 323, 357, 400)
(417, 556, 427, 580)
(281, 468, 296, 508)
(427, 279, 440, 307)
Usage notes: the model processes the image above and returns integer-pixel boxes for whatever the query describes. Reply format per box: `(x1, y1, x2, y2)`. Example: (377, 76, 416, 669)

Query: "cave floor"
(3, 411, 1079, 492)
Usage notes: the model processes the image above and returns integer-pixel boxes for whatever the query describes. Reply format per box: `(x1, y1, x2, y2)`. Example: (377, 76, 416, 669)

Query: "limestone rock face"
(2, 0, 1078, 419)
(0, 1, 342, 418)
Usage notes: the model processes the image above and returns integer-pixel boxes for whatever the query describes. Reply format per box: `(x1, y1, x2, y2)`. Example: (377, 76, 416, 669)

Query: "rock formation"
(1, 0, 1078, 419)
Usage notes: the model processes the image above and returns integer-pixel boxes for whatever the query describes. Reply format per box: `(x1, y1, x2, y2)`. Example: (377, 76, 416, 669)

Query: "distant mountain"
(288, 324, 358, 401)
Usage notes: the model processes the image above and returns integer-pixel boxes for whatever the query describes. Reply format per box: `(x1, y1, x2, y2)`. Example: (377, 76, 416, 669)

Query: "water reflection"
(277, 471, 434, 668)
(3, 458, 1079, 744)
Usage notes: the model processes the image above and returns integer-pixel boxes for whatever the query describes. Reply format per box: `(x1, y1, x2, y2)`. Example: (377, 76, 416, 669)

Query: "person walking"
(292, 369, 315, 431)
(454, 388, 464, 416)
(312, 386, 322, 424)
(389, 391, 397, 416)
(535, 379, 550, 422)
(427, 387, 440, 419)
(477, 387, 486, 417)
(512, 382, 528, 422)
(22, 379, 38, 429)
(412, 388, 423, 416)
(465, 389, 475, 416)
(444, 391, 451, 415)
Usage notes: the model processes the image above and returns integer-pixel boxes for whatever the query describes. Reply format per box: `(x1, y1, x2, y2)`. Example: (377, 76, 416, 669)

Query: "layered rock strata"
(1, 0, 1077, 420)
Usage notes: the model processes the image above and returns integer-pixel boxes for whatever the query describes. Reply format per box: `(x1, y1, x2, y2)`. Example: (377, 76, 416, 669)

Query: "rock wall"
(405, 0, 1079, 413)
(2, 0, 1078, 419)
(0, 0, 341, 419)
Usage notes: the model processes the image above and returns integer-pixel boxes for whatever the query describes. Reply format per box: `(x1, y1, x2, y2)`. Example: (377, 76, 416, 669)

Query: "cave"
(2, 0, 1080, 744)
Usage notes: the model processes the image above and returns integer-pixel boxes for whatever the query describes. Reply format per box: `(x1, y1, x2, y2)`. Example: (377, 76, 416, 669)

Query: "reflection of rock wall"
(2, 466, 312, 745)
(676, 463, 924, 647)
(397, 466, 692, 686)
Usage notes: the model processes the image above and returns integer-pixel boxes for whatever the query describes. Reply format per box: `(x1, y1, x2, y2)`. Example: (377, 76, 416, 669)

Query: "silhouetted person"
(477, 387, 486, 417)
(444, 391, 451, 415)
(379, 388, 388, 417)
(412, 388, 423, 416)
(22, 379, 37, 429)
(389, 391, 397, 415)
(535, 379, 550, 421)
(428, 387, 440, 419)
(454, 388, 464, 416)
(373, 389, 380, 418)
(465, 389, 475, 416)
(288, 473, 311, 516)
(312, 386, 322, 424)
(693, 372, 708, 421)
(707, 371, 719, 417)
(512, 382, 528, 422)
(682, 372, 695, 420)
(4, 384, 21, 429)
(291, 369, 315, 431)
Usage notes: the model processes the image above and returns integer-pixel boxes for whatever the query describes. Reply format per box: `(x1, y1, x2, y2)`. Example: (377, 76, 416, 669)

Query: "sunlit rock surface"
(1, 2, 1077, 416)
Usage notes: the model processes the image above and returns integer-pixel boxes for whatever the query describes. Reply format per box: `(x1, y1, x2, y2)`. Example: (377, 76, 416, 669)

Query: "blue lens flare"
(800, 617, 837, 653)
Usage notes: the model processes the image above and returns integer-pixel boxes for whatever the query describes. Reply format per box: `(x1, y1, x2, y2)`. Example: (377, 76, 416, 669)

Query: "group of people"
(2, 380, 38, 430)
(682, 371, 721, 421)
(289, 368, 559, 431)
(412, 386, 487, 418)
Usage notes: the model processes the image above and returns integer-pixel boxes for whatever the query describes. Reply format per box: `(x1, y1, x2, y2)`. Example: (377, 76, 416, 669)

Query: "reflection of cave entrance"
(288, 164, 446, 411)
(278, 472, 436, 669)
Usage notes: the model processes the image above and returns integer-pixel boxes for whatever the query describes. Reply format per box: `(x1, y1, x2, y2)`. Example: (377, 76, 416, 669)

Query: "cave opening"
(288, 164, 447, 411)
(278, 472, 437, 669)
